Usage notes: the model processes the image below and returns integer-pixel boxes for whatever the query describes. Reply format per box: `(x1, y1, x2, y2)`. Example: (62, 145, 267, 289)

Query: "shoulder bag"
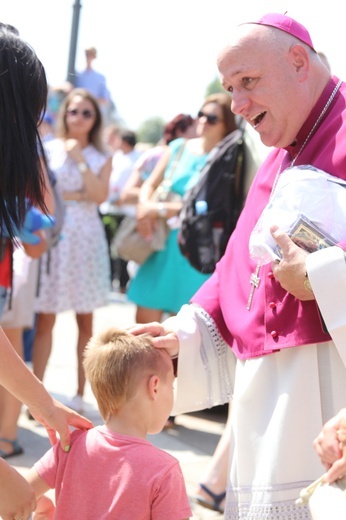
(112, 140, 186, 264)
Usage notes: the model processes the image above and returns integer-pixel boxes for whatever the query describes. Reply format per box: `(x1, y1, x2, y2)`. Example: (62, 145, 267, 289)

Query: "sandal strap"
(199, 483, 226, 507)
(0, 437, 20, 449)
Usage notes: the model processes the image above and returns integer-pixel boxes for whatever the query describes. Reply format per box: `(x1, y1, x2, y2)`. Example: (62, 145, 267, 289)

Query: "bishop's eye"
(242, 77, 256, 89)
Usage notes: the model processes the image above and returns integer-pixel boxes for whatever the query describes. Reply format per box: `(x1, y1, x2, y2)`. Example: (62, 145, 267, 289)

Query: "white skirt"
(226, 341, 346, 519)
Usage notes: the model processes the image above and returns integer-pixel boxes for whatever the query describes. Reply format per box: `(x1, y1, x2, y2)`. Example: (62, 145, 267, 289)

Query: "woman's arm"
(118, 167, 143, 205)
(136, 148, 173, 239)
(61, 190, 87, 202)
(138, 147, 172, 203)
(79, 157, 112, 204)
(22, 230, 48, 258)
(0, 460, 36, 520)
(64, 139, 112, 204)
(0, 327, 93, 449)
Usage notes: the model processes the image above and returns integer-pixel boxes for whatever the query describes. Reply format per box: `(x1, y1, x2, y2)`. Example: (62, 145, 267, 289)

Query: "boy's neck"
(105, 408, 148, 440)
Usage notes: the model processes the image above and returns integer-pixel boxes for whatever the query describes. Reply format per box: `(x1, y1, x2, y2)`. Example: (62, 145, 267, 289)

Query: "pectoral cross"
(247, 264, 261, 310)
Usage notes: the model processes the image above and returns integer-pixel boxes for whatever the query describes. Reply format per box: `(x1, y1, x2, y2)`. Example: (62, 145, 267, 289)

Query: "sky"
(1, 1, 346, 130)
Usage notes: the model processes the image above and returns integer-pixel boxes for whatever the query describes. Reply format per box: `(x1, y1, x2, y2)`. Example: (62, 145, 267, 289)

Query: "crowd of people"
(0, 11, 345, 520)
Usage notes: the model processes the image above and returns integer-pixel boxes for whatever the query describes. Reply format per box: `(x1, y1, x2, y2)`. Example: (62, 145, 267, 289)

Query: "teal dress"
(127, 138, 211, 313)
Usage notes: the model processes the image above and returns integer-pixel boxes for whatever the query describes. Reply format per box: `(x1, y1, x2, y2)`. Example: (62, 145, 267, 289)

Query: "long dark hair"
(0, 26, 48, 239)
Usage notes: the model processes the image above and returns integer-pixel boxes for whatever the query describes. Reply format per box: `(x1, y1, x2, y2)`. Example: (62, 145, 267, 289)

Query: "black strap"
(222, 125, 246, 239)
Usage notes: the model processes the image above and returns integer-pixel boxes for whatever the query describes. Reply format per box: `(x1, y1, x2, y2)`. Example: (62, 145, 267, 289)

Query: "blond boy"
(26, 327, 191, 519)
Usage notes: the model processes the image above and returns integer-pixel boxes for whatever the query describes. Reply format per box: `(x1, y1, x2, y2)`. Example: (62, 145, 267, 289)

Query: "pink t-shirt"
(34, 426, 191, 520)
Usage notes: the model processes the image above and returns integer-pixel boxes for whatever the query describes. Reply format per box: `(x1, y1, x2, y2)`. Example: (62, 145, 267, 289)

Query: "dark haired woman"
(0, 27, 92, 520)
(128, 93, 237, 324)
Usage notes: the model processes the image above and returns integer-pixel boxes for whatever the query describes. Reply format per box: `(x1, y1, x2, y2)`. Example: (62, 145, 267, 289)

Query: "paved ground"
(10, 293, 226, 519)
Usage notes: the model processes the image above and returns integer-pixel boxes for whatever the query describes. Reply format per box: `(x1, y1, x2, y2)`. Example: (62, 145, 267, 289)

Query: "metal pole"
(66, 0, 82, 84)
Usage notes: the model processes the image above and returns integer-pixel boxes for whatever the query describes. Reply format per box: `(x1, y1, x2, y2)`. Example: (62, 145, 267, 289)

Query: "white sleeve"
(306, 245, 346, 367)
(164, 304, 236, 416)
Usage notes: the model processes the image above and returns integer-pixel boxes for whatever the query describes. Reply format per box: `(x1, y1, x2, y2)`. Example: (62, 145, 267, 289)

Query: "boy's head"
(83, 327, 174, 430)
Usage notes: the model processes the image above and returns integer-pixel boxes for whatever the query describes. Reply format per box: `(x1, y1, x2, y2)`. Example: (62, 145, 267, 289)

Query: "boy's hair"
(83, 327, 172, 420)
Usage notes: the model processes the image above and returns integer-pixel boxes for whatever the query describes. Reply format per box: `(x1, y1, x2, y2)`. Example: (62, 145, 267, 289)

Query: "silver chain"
(271, 79, 342, 197)
(291, 79, 342, 167)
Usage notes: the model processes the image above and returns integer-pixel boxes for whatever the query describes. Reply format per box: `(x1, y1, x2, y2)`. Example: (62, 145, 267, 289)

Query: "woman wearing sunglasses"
(32, 88, 112, 414)
(128, 93, 236, 326)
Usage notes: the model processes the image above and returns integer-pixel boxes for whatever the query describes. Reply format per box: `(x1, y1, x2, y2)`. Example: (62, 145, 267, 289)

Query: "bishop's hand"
(270, 225, 314, 300)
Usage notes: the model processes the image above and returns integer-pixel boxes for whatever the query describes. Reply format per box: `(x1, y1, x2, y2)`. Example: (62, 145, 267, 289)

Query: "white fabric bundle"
(249, 165, 346, 264)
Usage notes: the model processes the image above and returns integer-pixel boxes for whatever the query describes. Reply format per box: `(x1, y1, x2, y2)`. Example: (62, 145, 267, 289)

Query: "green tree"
(205, 76, 225, 96)
(136, 116, 165, 145)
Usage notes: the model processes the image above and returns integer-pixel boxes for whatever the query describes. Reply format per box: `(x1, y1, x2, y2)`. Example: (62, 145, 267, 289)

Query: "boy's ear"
(148, 375, 160, 400)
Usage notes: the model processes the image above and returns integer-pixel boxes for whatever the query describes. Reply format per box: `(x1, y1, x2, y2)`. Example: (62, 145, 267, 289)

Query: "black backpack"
(178, 127, 246, 274)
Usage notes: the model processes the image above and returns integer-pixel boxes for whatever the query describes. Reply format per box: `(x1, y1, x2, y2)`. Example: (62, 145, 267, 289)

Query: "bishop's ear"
(289, 44, 309, 79)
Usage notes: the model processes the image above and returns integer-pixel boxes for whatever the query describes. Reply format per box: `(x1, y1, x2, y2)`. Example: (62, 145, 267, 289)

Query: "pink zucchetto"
(243, 13, 316, 51)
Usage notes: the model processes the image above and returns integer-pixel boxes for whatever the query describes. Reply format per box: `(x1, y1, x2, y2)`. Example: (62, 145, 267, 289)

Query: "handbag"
(112, 216, 168, 264)
(111, 140, 186, 265)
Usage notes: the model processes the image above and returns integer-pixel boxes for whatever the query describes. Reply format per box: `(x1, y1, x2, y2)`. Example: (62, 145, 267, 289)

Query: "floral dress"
(35, 139, 110, 314)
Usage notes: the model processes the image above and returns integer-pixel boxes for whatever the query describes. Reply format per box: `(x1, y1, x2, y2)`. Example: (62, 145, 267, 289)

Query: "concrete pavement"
(11, 293, 226, 519)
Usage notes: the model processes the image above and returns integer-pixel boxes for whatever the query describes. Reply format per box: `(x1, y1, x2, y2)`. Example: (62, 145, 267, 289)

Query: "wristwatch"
(304, 272, 313, 292)
(157, 203, 167, 218)
(77, 162, 89, 173)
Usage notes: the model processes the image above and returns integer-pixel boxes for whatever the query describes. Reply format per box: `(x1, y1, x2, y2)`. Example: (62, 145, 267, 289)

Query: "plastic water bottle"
(195, 200, 208, 215)
(194, 200, 215, 272)
(195, 200, 222, 265)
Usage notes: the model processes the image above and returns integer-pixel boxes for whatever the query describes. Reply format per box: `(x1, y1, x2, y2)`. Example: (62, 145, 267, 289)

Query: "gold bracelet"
(304, 272, 313, 292)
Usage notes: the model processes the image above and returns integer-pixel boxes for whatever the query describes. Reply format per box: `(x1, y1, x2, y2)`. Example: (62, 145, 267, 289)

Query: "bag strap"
(223, 125, 246, 238)
(165, 139, 186, 181)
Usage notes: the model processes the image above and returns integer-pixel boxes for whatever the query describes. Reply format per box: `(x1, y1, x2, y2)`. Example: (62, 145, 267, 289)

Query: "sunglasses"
(197, 111, 223, 125)
(66, 108, 95, 119)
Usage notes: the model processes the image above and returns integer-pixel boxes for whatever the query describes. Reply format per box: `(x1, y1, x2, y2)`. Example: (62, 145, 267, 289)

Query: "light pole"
(66, 0, 82, 85)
